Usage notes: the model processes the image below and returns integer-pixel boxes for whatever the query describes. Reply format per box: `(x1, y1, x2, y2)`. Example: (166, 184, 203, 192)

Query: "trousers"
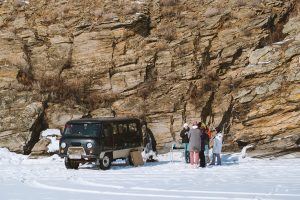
(211, 153, 221, 165)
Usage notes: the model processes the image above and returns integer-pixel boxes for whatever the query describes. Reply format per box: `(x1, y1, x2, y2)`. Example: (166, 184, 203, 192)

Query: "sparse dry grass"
(122, 4, 140, 15)
(35, 74, 123, 109)
(155, 41, 168, 51)
(16, 68, 33, 86)
(159, 0, 184, 20)
(12, 0, 25, 7)
(249, 0, 263, 8)
(166, 73, 180, 82)
(161, 7, 180, 18)
(37, 75, 92, 105)
(174, 46, 189, 57)
(233, 0, 247, 7)
(160, 0, 180, 7)
(241, 28, 252, 37)
(157, 24, 177, 42)
(85, 92, 120, 109)
(94, 8, 103, 19)
(291, 1, 300, 17)
(204, 7, 221, 18)
(137, 81, 155, 99)
(102, 13, 117, 21)
(260, 22, 287, 46)
(232, 77, 243, 89)
(189, 83, 205, 106)
(0, 69, 18, 79)
(296, 2, 300, 15)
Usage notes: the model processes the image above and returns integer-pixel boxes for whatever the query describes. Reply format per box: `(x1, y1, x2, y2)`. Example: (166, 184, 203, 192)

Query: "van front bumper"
(59, 147, 98, 160)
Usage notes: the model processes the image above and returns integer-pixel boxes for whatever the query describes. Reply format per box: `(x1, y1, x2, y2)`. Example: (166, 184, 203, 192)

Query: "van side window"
(112, 124, 118, 135)
(101, 121, 141, 150)
(102, 123, 113, 150)
(129, 123, 138, 146)
(129, 123, 137, 133)
(118, 124, 128, 135)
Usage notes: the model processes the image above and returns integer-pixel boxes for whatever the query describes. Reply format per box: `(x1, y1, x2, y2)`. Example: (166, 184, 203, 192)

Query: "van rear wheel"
(99, 154, 112, 170)
(127, 155, 134, 166)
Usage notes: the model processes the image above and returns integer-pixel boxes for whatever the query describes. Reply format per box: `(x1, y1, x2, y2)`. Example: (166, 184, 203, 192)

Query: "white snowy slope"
(0, 148, 300, 200)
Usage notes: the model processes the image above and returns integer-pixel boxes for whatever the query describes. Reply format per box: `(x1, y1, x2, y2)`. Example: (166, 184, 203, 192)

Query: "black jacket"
(143, 127, 157, 152)
(200, 128, 208, 151)
(180, 127, 190, 143)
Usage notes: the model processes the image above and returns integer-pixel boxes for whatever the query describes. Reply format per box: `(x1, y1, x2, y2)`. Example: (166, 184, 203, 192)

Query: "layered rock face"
(0, 0, 299, 154)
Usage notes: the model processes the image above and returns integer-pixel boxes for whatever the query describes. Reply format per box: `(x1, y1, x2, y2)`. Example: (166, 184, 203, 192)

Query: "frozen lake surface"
(1, 148, 300, 200)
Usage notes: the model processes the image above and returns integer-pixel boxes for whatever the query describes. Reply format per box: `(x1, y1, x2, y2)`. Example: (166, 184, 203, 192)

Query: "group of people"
(180, 121, 223, 168)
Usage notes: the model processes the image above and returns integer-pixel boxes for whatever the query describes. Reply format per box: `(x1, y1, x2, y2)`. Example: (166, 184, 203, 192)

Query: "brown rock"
(0, 0, 299, 155)
(30, 138, 51, 157)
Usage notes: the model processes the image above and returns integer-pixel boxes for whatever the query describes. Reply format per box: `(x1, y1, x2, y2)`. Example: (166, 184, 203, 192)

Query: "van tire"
(65, 158, 79, 169)
(64, 158, 72, 169)
(127, 155, 134, 166)
(70, 160, 79, 169)
(99, 154, 112, 170)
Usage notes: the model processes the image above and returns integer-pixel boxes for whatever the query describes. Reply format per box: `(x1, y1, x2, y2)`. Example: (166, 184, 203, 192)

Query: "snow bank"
(0, 148, 27, 165)
(41, 129, 61, 137)
(47, 137, 60, 153)
(40, 129, 61, 153)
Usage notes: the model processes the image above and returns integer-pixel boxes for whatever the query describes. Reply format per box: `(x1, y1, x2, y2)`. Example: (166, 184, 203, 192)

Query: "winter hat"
(183, 123, 189, 128)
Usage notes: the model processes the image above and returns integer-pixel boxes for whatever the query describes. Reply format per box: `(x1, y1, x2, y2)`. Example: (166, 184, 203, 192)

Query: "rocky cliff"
(0, 0, 299, 155)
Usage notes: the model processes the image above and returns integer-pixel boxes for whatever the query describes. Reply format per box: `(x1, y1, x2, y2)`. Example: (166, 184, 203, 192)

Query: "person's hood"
(216, 133, 223, 138)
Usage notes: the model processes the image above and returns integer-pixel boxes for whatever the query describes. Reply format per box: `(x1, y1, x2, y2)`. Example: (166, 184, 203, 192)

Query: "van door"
(102, 123, 114, 151)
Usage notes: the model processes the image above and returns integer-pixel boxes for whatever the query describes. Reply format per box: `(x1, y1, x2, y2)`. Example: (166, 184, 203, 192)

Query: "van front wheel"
(99, 154, 112, 170)
(64, 158, 72, 169)
(65, 158, 79, 169)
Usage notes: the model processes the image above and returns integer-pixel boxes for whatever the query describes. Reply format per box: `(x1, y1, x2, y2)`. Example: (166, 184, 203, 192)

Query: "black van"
(59, 117, 143, 170)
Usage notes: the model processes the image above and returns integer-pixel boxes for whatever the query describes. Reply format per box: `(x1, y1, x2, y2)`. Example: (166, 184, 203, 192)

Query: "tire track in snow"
(130, 187, 300, 198)
(75, 179, 125, 189)
(27, 180, 260, 200)
(57, 179, 300, 199)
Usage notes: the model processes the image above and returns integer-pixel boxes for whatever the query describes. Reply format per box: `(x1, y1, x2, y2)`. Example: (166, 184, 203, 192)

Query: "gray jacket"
(188, 127, 202, 152)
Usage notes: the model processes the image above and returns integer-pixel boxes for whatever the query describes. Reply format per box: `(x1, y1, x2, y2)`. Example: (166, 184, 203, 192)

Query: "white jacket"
(212, 133, 223, 154)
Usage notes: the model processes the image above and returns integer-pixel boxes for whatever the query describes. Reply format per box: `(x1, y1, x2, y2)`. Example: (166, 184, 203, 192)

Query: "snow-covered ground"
(1, 148, 300, 200)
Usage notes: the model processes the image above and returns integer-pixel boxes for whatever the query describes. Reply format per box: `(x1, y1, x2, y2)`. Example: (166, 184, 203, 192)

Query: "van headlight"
(60, 142, 66, 149)
(86, 142, 93, 149)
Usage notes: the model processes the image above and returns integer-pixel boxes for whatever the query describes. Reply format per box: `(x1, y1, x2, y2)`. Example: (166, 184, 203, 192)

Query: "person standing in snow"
(198, 122, 207, 168)
(180, 123, 190, 163)
(204, 124, 212, 164)
(188, 121, 202, 167)
(142, 122, 157, 162)
(210, 128, 223, 166)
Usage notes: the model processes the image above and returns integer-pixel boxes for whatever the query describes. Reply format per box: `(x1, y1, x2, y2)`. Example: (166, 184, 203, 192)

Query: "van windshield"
(63, 123, 101, 137)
